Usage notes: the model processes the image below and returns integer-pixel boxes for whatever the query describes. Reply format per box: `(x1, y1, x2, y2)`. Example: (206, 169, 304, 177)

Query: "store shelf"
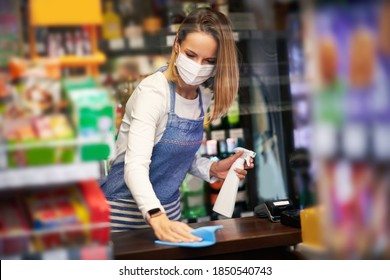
(31, 52, 106, 68)
(100, 34, 173, 56)
(0, 162, 101, 190)
(99, 30, 270, 57)
(4, 137, 112, 151)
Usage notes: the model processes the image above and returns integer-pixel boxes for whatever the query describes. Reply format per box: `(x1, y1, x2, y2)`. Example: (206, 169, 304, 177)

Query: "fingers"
(234, 168, 248, 180)
(153, 220, 202, 243)
(230, 151, 244, 162)
(244, 158, 255, 169)
(173, 223, 202, 242)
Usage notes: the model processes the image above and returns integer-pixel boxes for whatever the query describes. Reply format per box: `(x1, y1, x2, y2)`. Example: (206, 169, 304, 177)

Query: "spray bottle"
(213, 147, 256, 218)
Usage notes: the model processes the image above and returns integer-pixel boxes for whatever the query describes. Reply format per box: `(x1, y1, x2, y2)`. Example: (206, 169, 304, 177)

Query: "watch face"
(148, 208, 161, 216)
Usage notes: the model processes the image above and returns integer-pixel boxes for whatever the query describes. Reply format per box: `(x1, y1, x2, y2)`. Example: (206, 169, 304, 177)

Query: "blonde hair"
(165, 8, 239, 124)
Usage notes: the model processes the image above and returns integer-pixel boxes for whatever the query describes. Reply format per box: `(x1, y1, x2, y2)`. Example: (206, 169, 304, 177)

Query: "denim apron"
(101, 71, 204, 231)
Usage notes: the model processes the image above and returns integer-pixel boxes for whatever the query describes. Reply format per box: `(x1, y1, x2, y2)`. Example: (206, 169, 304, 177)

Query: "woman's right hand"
(148, 213, 202, 243)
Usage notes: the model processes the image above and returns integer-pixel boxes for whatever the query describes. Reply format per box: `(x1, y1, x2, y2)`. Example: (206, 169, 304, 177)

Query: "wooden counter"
(111, 216, 302, 260)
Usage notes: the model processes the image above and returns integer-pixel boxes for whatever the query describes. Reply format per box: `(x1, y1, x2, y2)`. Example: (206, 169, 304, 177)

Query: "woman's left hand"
(209, 151, 254, 180)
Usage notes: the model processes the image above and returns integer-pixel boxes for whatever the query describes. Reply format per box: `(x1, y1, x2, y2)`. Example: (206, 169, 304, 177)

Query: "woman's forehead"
(181, 32, 218, 57)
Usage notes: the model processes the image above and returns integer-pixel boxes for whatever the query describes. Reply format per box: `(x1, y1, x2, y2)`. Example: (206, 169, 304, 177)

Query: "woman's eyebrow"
(185, 48, 197, 55)
(185, 48, 216, 60)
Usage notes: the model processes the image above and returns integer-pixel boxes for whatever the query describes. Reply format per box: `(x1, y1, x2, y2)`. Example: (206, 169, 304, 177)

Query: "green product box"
(66, 88, 115, 161)
(7, 137, 75, 168)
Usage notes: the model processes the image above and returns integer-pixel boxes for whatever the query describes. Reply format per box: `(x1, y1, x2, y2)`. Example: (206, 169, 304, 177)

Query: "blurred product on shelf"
(0, 0, 23, 69)
(2, 61, 72, 167)
(302, 1, 390, 260)
(103, 54, 170, 133)
(1, 60, 116, 169)
(206, 138, 221, 215)
(9, 58, 61, 80)
(46, 28, 93, 58)
(20, 77, 61, 115)
(0, 73, 13, 113)
(142, 16, 162, 35)
(0, 180, 110, 259)
(166, 2, 186, 33)
(180, 173, 208, 221)
(0, 198, 30, 256)
(5, 114, 75, 167)
(106, 57, 140, 131)
(64, 78, 115, 161)
(215, 0, 229, 16)
(226, 95, 240, 129)
(102, 1, 123, 40)
(24, 187, 89, 251)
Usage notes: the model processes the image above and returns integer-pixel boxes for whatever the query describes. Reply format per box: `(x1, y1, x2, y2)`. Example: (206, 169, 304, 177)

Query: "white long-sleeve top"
(111, 70, 215, 218)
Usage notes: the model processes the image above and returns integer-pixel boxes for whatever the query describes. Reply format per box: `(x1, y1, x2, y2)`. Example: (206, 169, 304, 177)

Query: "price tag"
(229, 128, 244, 139)
(109, 39, 125, 50)
(166, 35, 176, 46)
(342, 124, 367, 159)
(233, 32, 239, 42)
(373, 124, 390, 159)
(211, 130, 226, 141)
(128, 36, 144, 49)
(313, 124, 337, 157)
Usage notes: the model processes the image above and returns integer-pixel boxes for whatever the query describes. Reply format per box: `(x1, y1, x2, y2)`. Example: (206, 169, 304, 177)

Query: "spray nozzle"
(233, 147, 256, 166)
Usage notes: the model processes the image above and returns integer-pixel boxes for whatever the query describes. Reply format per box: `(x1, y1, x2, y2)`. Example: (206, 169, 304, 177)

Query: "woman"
(101, 7, 253, 242)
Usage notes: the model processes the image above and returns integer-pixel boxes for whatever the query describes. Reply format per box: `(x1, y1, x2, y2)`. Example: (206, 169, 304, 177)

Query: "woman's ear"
(174, 37, 179, 54)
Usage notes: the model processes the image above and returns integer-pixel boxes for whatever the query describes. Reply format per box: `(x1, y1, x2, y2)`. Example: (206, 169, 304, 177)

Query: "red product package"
(50, 187, 88, 246)
(24, 192, 62, 251)
(78, 180, 110, 244)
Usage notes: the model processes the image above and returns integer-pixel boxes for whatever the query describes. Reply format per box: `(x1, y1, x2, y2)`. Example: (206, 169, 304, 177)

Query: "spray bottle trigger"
(245, 156, 251, 166)
(245, 154, 254, 166)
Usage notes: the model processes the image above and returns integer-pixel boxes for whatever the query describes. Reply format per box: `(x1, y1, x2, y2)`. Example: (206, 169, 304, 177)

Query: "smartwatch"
(147, 208, 163, 219)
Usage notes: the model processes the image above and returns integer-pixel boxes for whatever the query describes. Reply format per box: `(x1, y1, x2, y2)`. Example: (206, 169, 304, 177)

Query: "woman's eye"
(186, 53, 196, 58)
(207, 60, 216, 65)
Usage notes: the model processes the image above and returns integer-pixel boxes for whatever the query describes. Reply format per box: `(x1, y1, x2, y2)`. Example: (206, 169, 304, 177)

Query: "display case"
(0, 0, 114, 260)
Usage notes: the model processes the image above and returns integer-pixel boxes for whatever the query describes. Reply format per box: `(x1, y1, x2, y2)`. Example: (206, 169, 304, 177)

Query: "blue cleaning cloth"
(154, 225, 223, 248)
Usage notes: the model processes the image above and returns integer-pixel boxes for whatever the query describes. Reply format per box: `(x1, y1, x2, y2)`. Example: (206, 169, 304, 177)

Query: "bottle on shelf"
(74, 30, 85, 56)
(180, 173, 208, 222)
(199, 132, 208, 157)
(227, 94, 245, 148)
(180, 138, 209, 222)
(227, 94, 240, 129)
(216, 0, 229, 16)
(204, 138, 218, 213)
(102, 1, 123, 40)
(166, 1, 186, 33)
(82, 29, 92, 55)
(64, 31, 75, 55)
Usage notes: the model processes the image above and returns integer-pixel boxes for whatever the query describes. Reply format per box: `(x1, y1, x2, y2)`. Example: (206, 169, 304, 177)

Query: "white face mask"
(175, 50, 216, 86)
